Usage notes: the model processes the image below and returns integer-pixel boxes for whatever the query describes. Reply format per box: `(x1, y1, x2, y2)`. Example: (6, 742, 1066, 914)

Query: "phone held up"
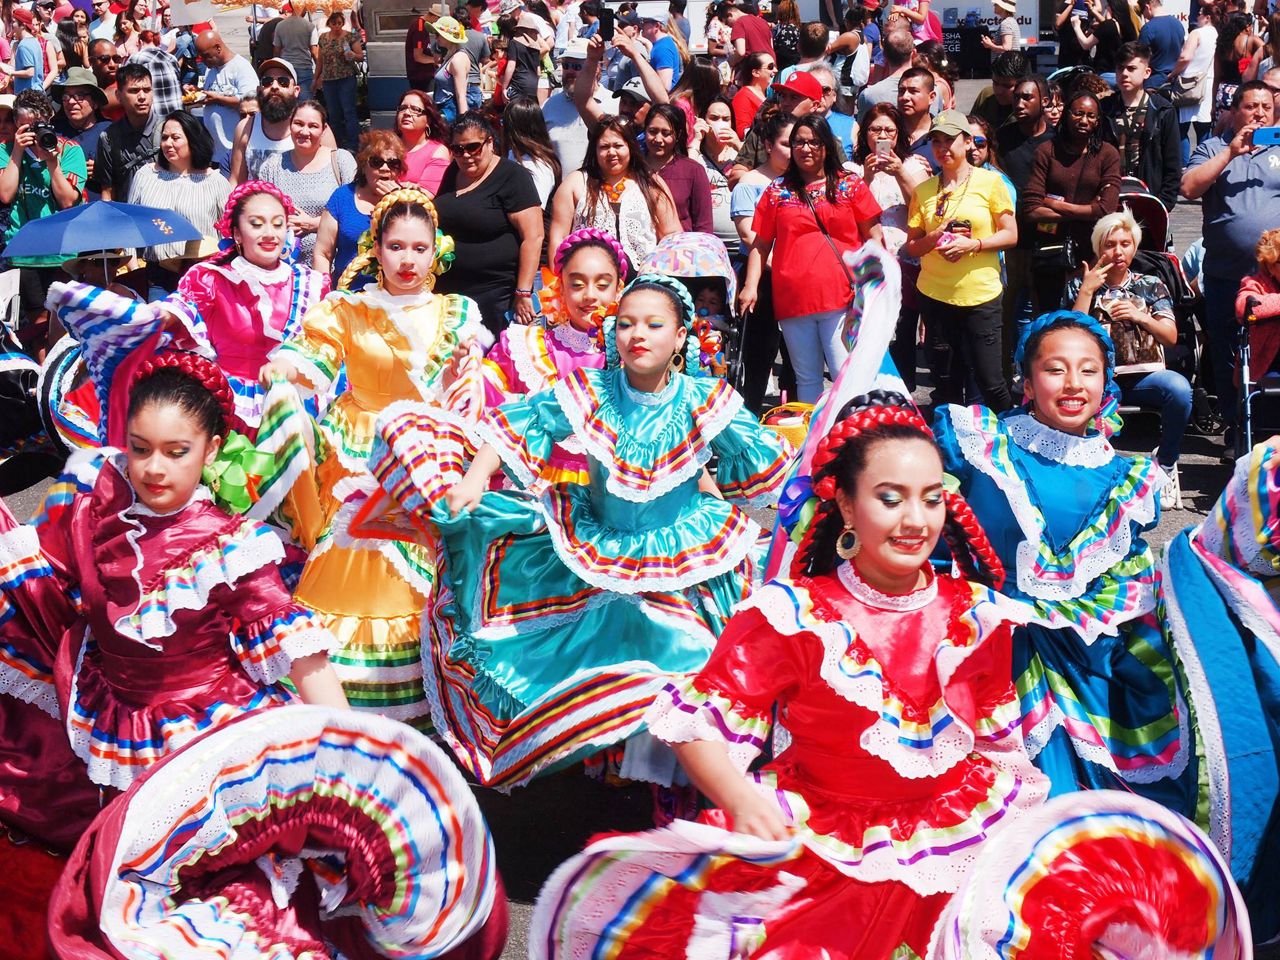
(599, 7, 615, 41)
(1253, 126, 1280, 146)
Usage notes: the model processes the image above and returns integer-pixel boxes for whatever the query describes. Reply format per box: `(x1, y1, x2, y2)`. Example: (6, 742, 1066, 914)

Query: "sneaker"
(1157, 455, 1182, 511)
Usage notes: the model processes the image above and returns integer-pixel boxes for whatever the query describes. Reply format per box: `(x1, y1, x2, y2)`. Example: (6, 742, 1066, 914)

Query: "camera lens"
(34, 124, 57, 152)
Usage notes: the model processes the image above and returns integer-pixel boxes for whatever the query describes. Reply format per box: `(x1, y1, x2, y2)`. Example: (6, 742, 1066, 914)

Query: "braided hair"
(337, 187, 455, 292)
(127, 351, 238, 441)
(553, 227, 631, 282)
(600, 273, 728, 376)
(212, 180, 299, 267)
(792, 390, 1005, 588)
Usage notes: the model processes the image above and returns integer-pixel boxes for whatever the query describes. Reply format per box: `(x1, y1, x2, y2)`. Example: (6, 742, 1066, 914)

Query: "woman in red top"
(739, 115, 883, 402)
(730, 51, 776, 137)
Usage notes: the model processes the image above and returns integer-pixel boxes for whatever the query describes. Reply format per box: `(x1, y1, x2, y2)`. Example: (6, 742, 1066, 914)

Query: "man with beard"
(91, 63, 158, 200)
(195, 28, 258, 173)
(229, 59, 296, 184)
(89, 38, 124, 121)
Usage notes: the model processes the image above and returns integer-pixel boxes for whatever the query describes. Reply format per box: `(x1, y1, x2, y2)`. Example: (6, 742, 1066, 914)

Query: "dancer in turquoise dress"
(933, 312, 1195, 812)
(360, 274, 791, 790)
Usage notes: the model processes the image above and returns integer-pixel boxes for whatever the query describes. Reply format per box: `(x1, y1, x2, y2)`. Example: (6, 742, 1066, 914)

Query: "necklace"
(602, 177, 628, 204)
(837, 560, 937, 612)
(934, 168, 972, 223)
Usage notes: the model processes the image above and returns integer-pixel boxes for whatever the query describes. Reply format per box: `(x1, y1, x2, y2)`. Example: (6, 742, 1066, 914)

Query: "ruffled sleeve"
(645, 600, 804, 773)
(273, 294, 348, 397)
(224, 559, 337, 686)
(933, 403, 1161, 644)
(709, 396, 791, 505)
(1195, 438, 1280, 577)
(473, 387, 575, 490)
(164, 263, 219, 349)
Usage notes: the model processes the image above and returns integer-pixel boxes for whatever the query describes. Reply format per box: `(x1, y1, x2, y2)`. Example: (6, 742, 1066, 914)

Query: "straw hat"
(430, 15, 468, 44)
(61, 248, 135, 279)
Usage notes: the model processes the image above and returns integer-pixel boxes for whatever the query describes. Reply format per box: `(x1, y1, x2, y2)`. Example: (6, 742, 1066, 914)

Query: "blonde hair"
(1090, 206, 1143, 258)
(337, 187, 453, 292)
(1257, 228, 1280, 270)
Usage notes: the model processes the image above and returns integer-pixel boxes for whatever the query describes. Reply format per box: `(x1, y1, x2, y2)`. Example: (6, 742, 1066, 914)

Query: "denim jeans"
(780, 308, 850, 403)
(296, 63, 315, 101)
(1203, 273, 1240, 425)
(1124, 368, 1192, 466)
(324, 75, 358, 150)
(437, 85, 483, 123)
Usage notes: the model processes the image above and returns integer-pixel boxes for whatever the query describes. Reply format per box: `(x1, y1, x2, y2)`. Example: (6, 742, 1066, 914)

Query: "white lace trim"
(538, 491, 760, 596)
(504, 325, 557, 395)
(473, 416, 538, 490)
(312, 494, 435, 600)
(1004, 412, 1116, 467)
(644, 680, 768, 775)
(618, 370, 679, 407)
(111, 511, 287, 648)
(550, 321, 597, 352)
(123, 486, 212, 519)
(0, 655, 58, 718)
(837, 561, 937, 611)
(739, 581, 1008, 780)
(553, 373, 742, 505)
(1195, 447, 1280, 577)
(945, 404, 1160, 612)
(1159, 544, 1230, 860)
(0, 525, 41, 578)
(200, 257, 296, 344)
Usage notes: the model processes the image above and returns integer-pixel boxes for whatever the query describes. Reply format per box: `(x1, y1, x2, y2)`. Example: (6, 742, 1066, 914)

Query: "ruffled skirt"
(49, 705, 507, 960)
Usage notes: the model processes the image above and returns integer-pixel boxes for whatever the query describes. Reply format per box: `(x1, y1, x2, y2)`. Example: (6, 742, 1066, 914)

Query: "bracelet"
(975, 238, 984, 253)
(514, 289, 533, 299)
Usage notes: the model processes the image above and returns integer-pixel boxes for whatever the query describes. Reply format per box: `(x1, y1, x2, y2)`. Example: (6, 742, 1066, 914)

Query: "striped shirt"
(126, 164, 231, 263)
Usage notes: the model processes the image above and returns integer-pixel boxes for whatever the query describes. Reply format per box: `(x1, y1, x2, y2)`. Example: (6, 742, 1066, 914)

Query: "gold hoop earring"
(836, 527, 860, 560)
(669, 352, 685, 374)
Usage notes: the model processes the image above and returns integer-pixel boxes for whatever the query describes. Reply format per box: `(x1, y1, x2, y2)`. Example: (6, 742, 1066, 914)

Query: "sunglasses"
(261, 75, 294, 87)
(93, 54, 127, 63)
(368, 155, 404, 170)
(561, 60, 585, 72)
(449, 138, 489, 156)
(972, 136, 987, 147)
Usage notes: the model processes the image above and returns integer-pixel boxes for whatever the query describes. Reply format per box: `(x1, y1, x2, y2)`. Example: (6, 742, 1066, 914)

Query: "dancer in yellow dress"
(259, 187, 489, 725)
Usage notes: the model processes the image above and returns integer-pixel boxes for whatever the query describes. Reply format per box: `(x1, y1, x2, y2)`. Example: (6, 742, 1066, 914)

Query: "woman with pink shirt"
(395, 88, 452, 194)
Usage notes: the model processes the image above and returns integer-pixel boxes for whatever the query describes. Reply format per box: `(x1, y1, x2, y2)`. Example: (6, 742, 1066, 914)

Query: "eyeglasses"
(62, 89, 95, 101)
(561, 60, 585, 72)
(449, 137, 490, 156)
(398, 104, 428, 116)
(93, 54, 127, 63)
(368, 155, 404, 170)
(819, 86, 834, 95)
(261, 75, 294, 88)
(972, 135, 987, 147)
(790, 137, 822, 150)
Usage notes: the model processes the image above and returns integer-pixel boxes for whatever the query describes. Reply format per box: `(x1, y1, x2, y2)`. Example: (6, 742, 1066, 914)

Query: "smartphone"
(1253, 126, 1280, 146)
(599, 7, 615, 41)
(875, 140, 891, 157)
(948, 218, 972, 235)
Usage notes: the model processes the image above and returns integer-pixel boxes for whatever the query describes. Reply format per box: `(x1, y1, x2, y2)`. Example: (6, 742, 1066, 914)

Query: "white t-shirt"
(202, 54, 261, 167)
(512, 151, 557, 205)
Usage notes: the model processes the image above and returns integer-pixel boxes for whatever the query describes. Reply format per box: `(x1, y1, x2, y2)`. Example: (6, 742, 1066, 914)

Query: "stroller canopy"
(639, 232, 738, 311)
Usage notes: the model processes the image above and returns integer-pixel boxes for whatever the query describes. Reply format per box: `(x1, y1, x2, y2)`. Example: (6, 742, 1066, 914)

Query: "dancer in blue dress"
(934, 311, 1191, 808)
(360, 274, 791, 790)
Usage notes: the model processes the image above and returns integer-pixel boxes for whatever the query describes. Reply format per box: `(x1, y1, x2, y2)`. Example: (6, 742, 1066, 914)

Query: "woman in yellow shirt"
(905, 109, 1018, 410)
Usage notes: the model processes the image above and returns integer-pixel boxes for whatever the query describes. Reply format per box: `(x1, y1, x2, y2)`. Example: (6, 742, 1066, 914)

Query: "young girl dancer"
(531, 392, 1249, 960)
(164, 181, 332, 431)
(362, 274, 790, 789)
(480, 228, 628, 485)
(933, 312, 1192, 806)
(0, 349, 346, 805)
(258, 187, 489, 726)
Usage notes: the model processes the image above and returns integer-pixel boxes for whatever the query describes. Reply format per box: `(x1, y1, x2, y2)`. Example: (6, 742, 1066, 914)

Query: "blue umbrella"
(2, 200, 204, 260)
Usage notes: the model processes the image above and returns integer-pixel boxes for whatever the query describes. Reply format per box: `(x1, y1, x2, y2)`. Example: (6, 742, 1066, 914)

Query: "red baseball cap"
(11, 7, 34, 28)
(770, 70, 823, 102)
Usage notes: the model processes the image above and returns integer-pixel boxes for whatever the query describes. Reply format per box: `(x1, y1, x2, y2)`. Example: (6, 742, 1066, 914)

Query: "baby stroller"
(1119, 177, 1172, 252)
(0, 270, 61, 495)
(638, 232, 745, 391)
(1116, 248, 1223, 436)
(1236, 289, 1280, 456)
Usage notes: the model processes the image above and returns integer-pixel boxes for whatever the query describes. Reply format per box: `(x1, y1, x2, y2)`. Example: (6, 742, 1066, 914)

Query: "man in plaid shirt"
(128, 30, 183, 120)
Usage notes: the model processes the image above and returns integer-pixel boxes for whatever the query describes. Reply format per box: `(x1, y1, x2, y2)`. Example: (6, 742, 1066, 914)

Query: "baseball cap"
(258, 57, 298, 82)
(498, 0, 522, 13)
(561, 37, 590, 60)
(614, 77, 651, 103)
(770, 70, 823, 101)
(930, 109, 971, 137)
(0, 94, 15, 112)
(11, 7, 34, 27)
(616, 9, 640, 24)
